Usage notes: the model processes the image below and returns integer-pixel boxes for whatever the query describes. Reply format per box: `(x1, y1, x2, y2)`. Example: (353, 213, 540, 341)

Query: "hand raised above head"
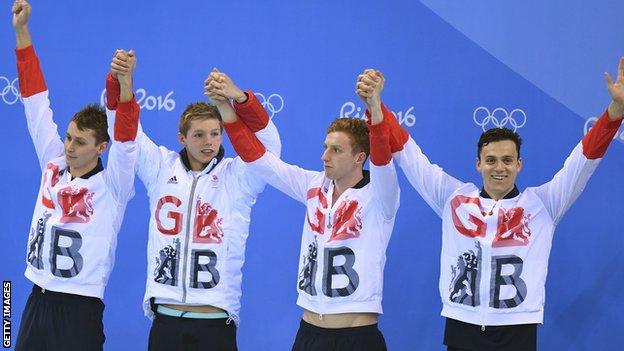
(356, 69, 384, 108)
(110, 49, 137, 80)
(204, 68, 247, 103)
(605, 57, 624, 120)
(12, 0, 31, 29)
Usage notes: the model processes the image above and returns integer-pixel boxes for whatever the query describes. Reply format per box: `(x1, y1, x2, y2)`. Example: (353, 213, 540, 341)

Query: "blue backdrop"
(1, 1, 623, 350)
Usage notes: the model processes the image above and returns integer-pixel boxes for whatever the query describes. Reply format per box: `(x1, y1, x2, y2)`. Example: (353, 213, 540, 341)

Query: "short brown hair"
(326, 117, 370, 157)
(477, 128, 523, 160)
(71, 104, 109, 144)
(179, 102, 223, 135)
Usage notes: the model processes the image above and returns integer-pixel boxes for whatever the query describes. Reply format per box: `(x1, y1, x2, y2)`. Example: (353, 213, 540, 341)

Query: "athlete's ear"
(97, 141, 108, 156)
(355, 151, 366, 165)
(178, 133, 186, 146)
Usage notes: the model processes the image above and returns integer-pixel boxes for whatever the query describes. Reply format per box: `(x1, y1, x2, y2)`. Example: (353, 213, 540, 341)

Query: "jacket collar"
(352, 170, 370, 189)
(179, 146, 225, 174)
(480, 185, 520, 199)
(69, 158, 104, 180)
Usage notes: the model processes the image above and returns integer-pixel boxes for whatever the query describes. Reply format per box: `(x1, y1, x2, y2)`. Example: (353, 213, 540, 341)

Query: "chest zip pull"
(318, 313, 324, 321)
(326, 213, 332, 229)
(481, 325, 486, 332)
(487, 200, 498, 216)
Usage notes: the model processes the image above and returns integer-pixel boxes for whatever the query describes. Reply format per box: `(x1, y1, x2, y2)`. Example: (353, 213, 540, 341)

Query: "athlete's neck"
(332, 169, 363, 202)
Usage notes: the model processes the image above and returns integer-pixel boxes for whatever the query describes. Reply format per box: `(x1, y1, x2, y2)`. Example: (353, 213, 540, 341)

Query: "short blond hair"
(179, 102, 223, 135)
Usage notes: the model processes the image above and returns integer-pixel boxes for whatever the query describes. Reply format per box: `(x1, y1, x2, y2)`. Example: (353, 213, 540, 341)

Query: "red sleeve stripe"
(106, 73, 121, 110)
(15, 45, 47, 98)
(114, 96, 140, 142)
(223, 118, 266, 162)
(368, 116, 392, 166)
(582, 110, 623, 159)
(365, 103, 409, 153)
(233, 91, 270, 133)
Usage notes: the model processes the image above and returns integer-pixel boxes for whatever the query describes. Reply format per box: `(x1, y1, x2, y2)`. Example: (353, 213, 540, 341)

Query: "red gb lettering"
(306, 187, 327, 235)
(41, 163, 61, 209)
(328, 200, 362, 242)
(156, 196, 183, 235)
(193, 199, 223, 243)
(451, 195, 486, 238)
(58, 187, 94, 223)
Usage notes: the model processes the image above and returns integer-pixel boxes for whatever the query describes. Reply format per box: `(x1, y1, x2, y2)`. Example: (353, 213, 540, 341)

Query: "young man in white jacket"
(12, 1, 140, 350)
(108, 62, 281, 349)
(208, 69, 399, 351)
(358, 61, 624, 350)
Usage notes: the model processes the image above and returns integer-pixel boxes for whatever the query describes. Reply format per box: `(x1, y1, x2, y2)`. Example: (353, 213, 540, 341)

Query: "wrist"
(607, 101, 624, 120)
(213, 99, 230, 108)
(234, 91, 248, 103)
(367, 98, 381, 109)
(14, 24, 28, 32)
(118, 78, 132, 89)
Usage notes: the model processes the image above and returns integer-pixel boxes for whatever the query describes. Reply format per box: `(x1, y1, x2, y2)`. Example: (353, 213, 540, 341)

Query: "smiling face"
(178, 118, 222, 171)
(476, 140, 522, 200)
(64, 121, 107, 177)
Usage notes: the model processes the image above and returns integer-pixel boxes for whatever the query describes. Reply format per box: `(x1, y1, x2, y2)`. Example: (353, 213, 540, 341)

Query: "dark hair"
(326, 117, 370, 157)
(477, 128, 522, 159)
(179, 102, 223, 135)
(71, 104, 109, 144)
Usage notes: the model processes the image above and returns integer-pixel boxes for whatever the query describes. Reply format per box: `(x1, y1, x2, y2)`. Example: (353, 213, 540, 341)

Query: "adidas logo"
(167, 176, 178, 184)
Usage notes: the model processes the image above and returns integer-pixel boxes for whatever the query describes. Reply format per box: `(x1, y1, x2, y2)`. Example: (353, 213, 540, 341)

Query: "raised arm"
(13, 0, 64, 169)
(106, 50, 163, 191)
(222, 119, 318, 204)
(356, 69, 400, 220)
(105, 49, 140, 203)
(208, 81, 316, 204)
(360, 74, 463, 217)
(534, 57, 624, 224)
(205, 69, 281, 156)
(205, 69, 287, 196)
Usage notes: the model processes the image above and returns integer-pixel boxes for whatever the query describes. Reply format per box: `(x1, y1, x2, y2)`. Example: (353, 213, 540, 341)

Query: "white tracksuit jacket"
(19, 45, 138, 299)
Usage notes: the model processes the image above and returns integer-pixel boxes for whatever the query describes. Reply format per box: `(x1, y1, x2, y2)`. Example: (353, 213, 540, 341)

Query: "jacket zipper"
(181, 176, 199, 303)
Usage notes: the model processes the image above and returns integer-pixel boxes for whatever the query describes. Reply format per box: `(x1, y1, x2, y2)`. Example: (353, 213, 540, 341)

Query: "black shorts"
(292, 319, 387, 351)
(15, 284, 105, 351)
(148, 311, 237, 351)
(444, 317, 537, 351)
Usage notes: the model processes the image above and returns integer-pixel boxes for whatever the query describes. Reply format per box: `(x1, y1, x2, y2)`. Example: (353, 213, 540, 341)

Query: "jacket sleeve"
(233, 91, 281, 157)
(103, 73, 140, 203)
(135, 129, 165, 197)
(533, 111, 622, 224)
(105, 97, 140, 204)
(104, 73, 158, 194)
(104, 73, 120, 138)
(367, 107, 400, 220)
(16, 45, 64, 170)
(229, 91, 283, 197)
(224, 118, 318, 204)
(377, 103, 463, 217)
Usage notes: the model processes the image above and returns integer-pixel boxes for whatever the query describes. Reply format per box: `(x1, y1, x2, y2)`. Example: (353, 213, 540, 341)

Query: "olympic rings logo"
(473, 107, 526, 132)
(254, 92, 284, 119)
(0, 76, 22, 105)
